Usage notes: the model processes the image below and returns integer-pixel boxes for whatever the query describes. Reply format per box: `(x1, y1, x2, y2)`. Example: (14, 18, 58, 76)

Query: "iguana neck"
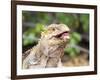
(36, 40, 65, 67)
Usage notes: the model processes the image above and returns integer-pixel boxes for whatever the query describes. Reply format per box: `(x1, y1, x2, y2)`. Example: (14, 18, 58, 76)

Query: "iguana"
(22, 24, 70, 69)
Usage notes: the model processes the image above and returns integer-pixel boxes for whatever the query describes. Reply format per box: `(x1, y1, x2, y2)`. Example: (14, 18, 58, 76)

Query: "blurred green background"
(22, 11, 89, 57)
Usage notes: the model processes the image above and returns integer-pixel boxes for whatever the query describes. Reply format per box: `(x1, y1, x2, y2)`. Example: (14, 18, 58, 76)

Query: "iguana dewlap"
(22, 24, 70, 69)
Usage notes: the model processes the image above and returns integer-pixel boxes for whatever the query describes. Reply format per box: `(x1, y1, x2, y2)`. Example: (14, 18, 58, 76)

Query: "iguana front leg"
(22, 45, 42, 69)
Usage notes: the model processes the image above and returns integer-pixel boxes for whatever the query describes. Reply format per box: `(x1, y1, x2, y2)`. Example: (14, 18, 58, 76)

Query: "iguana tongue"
(61, 33, 70, 40)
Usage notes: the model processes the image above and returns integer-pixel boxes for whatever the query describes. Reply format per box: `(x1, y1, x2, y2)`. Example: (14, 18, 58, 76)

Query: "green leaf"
(80, 14, 89, 32)
(72, 32, 81, 42)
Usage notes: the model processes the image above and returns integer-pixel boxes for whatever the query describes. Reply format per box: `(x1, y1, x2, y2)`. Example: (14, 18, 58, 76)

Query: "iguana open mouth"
(55, 31, 70, 39)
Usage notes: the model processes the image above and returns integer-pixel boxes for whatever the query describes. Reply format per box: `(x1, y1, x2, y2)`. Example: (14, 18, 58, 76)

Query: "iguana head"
(40, 24, 70, 46)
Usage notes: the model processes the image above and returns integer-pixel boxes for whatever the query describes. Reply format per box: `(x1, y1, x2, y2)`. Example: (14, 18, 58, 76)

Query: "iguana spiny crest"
(23, 24, 70, 69)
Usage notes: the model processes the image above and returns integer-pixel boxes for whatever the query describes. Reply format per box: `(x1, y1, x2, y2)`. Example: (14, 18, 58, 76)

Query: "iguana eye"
(48, 28, 55, 31)
(52, 28, 55, 31)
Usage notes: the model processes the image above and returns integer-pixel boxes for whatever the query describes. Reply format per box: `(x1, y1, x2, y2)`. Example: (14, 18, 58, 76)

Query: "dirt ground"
(62, 53, 89, 67)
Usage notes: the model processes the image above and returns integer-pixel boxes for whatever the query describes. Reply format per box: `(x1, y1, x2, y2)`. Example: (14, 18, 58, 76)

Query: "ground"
(62, 52, 89, 67)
